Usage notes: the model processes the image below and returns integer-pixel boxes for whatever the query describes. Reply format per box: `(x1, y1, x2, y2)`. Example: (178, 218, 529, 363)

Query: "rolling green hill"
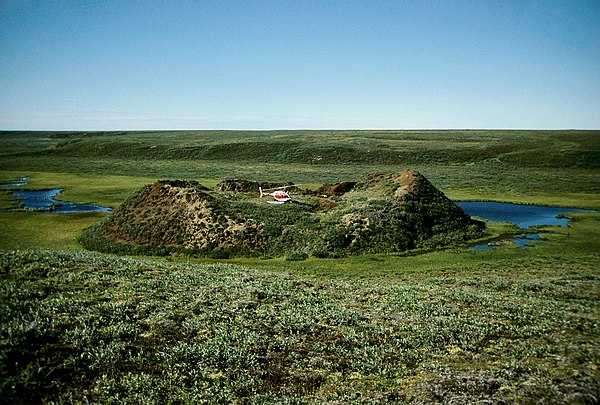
(3, 129, 599, 167)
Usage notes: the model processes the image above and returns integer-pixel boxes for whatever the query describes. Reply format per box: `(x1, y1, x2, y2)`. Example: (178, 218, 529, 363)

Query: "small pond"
(456, 201, 595, 250)
(7, 188, 111, 214)
(456, 201, 593, 229)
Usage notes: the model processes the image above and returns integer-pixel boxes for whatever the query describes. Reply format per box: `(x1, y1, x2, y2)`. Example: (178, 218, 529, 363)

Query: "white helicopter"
(259, 185, 298, 204)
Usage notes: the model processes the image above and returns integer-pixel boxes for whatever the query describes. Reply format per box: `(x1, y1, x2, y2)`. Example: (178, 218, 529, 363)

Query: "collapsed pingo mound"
(80, 170, 484, 258)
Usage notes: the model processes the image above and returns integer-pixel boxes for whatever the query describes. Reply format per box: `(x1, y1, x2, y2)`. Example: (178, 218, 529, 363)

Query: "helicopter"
(259, 185, 297, 204)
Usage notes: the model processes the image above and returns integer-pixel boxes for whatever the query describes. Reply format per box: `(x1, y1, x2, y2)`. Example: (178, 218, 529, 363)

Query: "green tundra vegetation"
(1, 130, 599, 403)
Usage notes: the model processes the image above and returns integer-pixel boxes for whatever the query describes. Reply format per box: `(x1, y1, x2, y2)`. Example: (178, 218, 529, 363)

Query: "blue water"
(456, 201, 594, 229)
(10, 188, 111, 214)
(511, 233, 546, 248)
(469, 233, 547, 250)
(457, 201, 595, 250)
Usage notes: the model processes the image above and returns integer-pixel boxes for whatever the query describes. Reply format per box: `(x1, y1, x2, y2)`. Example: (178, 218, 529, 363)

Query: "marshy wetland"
(1, 130, 599, 403)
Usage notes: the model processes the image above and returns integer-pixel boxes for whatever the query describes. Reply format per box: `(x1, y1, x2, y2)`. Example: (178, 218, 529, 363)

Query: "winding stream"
(9, 188, 111, 213)
(1, 177, 110, 213)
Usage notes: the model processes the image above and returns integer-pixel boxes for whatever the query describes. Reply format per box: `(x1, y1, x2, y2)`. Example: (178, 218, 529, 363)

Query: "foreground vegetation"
(2, 246, 599, 403)
(1, 130, 599, 402)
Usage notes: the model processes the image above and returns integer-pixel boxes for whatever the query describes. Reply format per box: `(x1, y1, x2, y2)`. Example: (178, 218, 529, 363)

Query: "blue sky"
(1, 0, 599, 130)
